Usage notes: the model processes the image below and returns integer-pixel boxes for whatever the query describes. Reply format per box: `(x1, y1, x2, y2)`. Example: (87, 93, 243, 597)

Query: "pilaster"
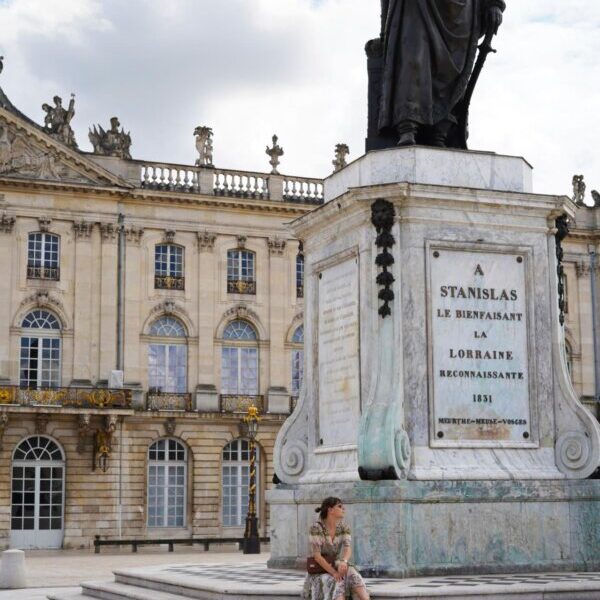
(123, 227, 144, 384)
(575, 258, 596, 397)
(71, 221, 94, 384)
(196, 231, 217, 401)
(0, 214, 15, 381)
(267, 237, 288, 400)
(98, 223, 119, 381)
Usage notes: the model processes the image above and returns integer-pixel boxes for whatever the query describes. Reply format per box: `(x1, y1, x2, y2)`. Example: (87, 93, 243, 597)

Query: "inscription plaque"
(318, 256, 360, 448)
(428, 246, 532, 446)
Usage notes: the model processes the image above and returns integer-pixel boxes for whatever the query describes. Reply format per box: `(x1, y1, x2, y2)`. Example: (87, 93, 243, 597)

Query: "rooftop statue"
(194, 126, 214, 168)
(89, 117, 132, 159)
(367, 0, 505, 150)
(42, 94, 78, 149)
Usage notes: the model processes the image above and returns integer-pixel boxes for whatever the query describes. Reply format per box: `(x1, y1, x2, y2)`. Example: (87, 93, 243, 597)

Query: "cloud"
(0, 0, 598, 198)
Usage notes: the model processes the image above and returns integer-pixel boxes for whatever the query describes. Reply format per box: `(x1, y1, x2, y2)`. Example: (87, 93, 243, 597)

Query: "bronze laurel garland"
(371, 199, 396, 318)
(555, 214, 569, 326)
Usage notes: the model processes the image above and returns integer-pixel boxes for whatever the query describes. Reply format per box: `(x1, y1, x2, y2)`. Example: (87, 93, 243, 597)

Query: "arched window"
(290, 325, 304, 399)
(221, 321, 258, 396)
(147, 439, 187, 528)
(27, 233, 60, 281)
(155, 244, 184, 290)
(296, 251, 304, 298)
(20, 310, 61, 389)
(227, 249, 256, 295)
(148, 316, 187, 393)
(11, 436, 65, 549)
(222, 439, 259, 527)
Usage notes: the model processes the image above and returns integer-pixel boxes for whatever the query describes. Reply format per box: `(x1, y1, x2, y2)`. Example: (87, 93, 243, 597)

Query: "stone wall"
(0, 412, 282, 549)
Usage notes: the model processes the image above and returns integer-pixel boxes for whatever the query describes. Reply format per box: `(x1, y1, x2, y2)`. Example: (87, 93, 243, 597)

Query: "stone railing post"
(198, 167, 215, 195)
(269, 175, 283, 201)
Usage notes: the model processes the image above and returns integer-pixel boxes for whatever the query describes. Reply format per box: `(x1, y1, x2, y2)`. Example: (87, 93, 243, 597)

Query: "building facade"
(0, 86, 321, 549)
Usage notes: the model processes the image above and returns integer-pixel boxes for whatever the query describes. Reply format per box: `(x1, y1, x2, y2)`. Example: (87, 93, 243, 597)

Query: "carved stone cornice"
(21, 290, 64, 314)
(35, 413, 49, 434)
(99, 222, 118, 242)
(268, 237, 286, 256)
(197, 230, 216, 252)
(0, 212, 15, 233)
(224, 303, 260, 325)
(164, 417, 176, 436)
(125, 226, 144, 245)
(38, 216, 52, 232)
(73, 220, 93, 240)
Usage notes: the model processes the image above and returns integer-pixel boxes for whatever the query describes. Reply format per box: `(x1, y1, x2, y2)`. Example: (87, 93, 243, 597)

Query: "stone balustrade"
(214, 169, 270, 199)
(283, 176, 324, 204)
(135, 160, 324, 205)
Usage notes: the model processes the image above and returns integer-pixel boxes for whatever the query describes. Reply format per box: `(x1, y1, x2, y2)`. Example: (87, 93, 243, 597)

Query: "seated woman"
(302, 497, 370, 600)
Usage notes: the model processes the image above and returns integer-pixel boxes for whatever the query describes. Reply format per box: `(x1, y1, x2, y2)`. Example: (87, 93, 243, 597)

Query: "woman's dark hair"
(315, 497, 342, 519)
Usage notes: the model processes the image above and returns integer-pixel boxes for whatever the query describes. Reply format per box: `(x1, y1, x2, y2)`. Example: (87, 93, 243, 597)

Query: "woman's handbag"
(306, 555, 336, 575)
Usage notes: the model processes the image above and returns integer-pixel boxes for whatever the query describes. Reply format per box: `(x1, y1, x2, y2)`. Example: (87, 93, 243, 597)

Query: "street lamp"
(242, 405, 261, 554)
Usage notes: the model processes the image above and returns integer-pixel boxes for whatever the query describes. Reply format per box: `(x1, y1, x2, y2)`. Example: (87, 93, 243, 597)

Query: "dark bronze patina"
(366, 0, 506, 151)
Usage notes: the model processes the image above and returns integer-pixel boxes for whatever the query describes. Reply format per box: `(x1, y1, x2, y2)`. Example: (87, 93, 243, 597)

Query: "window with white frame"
(148, 317, 187, 393)
(155, 244, 184, 290)
(221, 321, 258, 395)
(222, 439, 259, 527)
(20, 310, 61, 389)
(227, 249, 256, 294)
(147, 439, 187, 528)
(291, 325, 304, 396)
(27, 233, 60, 280)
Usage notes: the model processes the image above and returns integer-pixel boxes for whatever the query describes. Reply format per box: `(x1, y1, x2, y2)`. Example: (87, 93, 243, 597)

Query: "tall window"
(20, 310, 61, 389)
(291, 325, 304, 397)
(222, 439, 259, 527)
(148, 316, 187, 393)
(27, 233, 60, 280)
(296, 252, 304, 298)
(155, 244, 184, 290)
(227, 249, 256, 295)
(221, 321, 259, 395)
(147, 439, 186, 528)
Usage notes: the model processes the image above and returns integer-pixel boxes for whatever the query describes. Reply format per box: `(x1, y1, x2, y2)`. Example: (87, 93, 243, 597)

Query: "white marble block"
(0, 549, 26, 589)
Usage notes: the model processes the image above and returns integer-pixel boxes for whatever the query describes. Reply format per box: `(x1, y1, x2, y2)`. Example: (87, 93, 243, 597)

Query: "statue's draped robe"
(379, 0, 494, 132)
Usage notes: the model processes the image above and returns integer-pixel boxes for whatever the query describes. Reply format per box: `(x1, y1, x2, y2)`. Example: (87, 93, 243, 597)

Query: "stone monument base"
(267, 479, 600, 577)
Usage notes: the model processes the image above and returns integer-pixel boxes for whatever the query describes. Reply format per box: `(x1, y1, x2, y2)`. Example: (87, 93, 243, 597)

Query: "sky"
(0, 0, 599, 198)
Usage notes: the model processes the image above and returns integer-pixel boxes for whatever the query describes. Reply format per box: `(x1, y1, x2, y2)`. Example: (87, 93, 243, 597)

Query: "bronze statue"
(367, 0, 505, 150)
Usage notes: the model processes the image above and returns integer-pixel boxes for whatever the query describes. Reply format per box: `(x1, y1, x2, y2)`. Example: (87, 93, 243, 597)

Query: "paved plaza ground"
(1, 547, 600, 599)
(0, 545, 266, 598)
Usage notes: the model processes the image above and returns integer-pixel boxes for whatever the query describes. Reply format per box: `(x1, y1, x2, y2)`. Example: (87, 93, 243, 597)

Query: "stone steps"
(46, 565, 600, 600)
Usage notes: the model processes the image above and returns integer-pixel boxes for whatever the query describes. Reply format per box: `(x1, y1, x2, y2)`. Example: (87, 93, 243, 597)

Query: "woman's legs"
(351, 585, 370, 600)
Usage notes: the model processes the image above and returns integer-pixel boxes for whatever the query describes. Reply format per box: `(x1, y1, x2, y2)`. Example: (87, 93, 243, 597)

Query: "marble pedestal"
(267, 147, 600, 576)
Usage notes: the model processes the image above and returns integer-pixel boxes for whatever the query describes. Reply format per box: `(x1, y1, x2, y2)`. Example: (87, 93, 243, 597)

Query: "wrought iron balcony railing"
(227, 279, 256, 295)
(219, 394, 264, 414)
(0, 386, 131, 409)
(155, 274, 185, 290)
(27, 265, 60, 281)
(147, 392, 192, 411)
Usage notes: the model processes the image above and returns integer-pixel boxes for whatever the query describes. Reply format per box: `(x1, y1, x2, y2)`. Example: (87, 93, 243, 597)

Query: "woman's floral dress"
(302, 519, 368, 600)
